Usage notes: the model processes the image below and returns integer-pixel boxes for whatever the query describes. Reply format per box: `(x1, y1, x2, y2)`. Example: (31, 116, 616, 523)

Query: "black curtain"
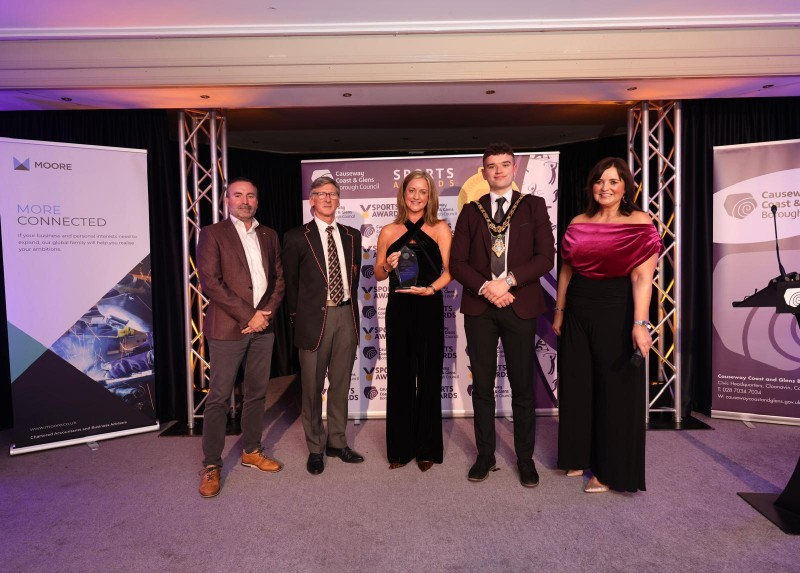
(226, 147, 303, 376)
(532, 135, 628, 240)
(0, 110, 184, 428)
(681, 97, 800, 415)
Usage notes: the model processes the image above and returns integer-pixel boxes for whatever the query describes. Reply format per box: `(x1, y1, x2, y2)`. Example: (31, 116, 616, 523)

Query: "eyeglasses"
(312, 191, 340, 199)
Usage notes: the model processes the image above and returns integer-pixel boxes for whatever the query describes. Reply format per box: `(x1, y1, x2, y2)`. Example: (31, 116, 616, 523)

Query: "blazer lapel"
(506, 191, 523, 252)
(222, 219, 249, 270)
(256, 226, 271, 274)
(478, 194, 494, 252)
(304, 222, 329, 283)
(339, 225, 355, 289)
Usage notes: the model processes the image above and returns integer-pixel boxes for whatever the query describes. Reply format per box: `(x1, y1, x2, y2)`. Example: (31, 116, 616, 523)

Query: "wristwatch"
(505, 273, 515, 287)
(633, 320, 653, 331)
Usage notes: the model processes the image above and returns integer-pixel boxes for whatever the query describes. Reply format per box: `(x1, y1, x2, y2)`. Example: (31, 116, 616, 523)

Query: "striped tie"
(326, 226, 344, 304)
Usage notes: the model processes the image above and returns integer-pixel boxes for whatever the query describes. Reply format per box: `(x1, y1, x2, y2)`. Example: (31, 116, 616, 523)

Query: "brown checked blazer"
(282, 221, 362, 352)
(450, 191, 555, 320)
(197, 218, 285, 340)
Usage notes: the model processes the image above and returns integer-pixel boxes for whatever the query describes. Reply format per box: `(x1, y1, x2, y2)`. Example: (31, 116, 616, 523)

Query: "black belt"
(326, 299, 351, 307)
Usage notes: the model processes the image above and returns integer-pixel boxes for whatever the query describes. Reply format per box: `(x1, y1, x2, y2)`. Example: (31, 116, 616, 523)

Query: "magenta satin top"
(561, 222, 663, 279)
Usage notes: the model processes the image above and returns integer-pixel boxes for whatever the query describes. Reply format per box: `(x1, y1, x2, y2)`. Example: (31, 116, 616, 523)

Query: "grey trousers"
(298, 306, 357, 453)
(202, 332, 275, 467)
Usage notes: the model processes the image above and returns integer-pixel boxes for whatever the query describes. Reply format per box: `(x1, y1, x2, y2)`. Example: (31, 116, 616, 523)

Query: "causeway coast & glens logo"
(723, 193, 757, 219)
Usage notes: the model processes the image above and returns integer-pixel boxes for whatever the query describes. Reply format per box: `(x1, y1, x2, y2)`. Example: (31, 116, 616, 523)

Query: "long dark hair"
(583, 157, 640, 217)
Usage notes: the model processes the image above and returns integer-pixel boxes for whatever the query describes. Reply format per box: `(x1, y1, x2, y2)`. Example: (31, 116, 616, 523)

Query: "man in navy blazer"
(451, 143, 555, 487)
(283, 176, 365, 475)
(196, 177, 285, 498)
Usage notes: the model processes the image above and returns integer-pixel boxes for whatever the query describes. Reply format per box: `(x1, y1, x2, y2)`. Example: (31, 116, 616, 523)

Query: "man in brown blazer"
(196, 177, 285, 498)
(450, 143, 555, 487)
(283, 176, 364, 475)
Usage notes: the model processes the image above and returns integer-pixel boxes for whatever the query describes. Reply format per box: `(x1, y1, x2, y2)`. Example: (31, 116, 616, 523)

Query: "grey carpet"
(1, 374, 798, 572)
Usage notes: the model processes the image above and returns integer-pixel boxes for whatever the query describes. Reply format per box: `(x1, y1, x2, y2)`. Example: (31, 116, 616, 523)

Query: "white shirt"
(230, 214, 268, 307)
(314, 216, 351, 301)
(489, 189, 512, 280)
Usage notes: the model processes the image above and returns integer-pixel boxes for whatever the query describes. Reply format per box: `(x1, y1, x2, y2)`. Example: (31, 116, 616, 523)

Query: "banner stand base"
(738, 493, 800, 535)
(647, 412, 712, 430)
(159, 417, 241, 437)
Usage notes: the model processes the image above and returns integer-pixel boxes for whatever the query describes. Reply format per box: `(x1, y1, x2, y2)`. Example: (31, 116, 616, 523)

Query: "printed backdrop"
(301, 153, 559, 418)
(712, 138, 800, 424)
(0, 138, 158, 454)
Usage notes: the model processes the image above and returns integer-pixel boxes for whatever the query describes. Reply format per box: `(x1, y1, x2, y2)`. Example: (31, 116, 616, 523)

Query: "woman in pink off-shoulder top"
(553, 157, 662, 493)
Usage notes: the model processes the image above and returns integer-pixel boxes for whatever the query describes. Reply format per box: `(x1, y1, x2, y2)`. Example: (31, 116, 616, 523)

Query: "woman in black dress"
(375, 170, 452, 471)
(553, 157, 661, 493)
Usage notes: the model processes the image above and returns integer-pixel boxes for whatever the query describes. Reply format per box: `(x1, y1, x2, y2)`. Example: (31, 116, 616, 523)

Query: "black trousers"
(385, 292, 444, 464)
(464, 306, 537, 461)
(557, 273, 646, 492)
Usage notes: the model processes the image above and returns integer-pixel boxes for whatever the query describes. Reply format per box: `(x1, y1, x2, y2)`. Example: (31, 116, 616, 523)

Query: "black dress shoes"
(517, 459, 540, 488)
(325, 446, 365, 463)
(467, 455, 497, 482)
(307, 453, 324, 475)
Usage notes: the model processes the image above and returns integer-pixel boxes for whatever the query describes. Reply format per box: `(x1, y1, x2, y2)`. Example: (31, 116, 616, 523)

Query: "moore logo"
(723, 193, 757, 219)
(15, 158, 73, 172)
(361, 246, 375, 260)
(360, 224, 375, 238)
(361, 265, 374, 279)
(362, 327, 375, 341)
(362, 305, 376, 319)
(363, 367, 375, 381)
(13, 157, 30, 171)
(364, 386, 379, 400)
(362, 346, 378, 360)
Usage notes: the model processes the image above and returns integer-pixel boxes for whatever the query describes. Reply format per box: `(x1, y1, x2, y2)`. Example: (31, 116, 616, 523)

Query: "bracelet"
(554, 307, 565, 312)
(633, 320, 653, 331)
(429, 285, 437, 294)
(382, 264, 391, 273)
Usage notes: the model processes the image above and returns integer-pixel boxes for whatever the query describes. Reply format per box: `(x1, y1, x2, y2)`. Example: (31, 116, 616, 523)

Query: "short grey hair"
(309, 176, 340, 195)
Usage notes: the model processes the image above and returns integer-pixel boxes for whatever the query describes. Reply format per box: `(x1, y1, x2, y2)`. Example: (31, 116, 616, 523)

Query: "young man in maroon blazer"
(196, 177, 285, 498)
(450, 143, 555, 487)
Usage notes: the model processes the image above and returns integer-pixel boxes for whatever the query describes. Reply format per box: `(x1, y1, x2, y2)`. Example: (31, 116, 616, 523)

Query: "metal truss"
(179, 110, 228, 430)
(628, 101, 683, 423)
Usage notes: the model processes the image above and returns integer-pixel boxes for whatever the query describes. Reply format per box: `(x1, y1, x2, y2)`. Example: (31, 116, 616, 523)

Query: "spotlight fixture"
(485, 90, 496, 95)
(343, 93, 352, 98)
(626, 87, 637, 92)
(60, 97, 72, 102)
(200, 95, 210, 99)
(762, 84, 774, 89)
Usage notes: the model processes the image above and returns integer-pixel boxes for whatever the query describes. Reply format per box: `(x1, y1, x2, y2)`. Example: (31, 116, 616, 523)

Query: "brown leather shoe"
(198, 466, 221, 498)
(241, 448, 282, 473)
(417, 460, 434, 472)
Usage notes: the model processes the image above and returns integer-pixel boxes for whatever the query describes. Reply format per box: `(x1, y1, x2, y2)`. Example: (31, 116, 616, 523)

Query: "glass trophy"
(394, 245, 419, 289)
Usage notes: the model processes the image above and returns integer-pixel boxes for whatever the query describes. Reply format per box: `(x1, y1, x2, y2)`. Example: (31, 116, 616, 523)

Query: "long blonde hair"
(394, 170, 441, 226)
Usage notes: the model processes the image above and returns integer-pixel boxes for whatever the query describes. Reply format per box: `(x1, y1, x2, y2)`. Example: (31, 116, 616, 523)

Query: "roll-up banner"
(301, 153, 559, 418)
(0, 138, 159, 455)
(711, 138, 800, 425)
